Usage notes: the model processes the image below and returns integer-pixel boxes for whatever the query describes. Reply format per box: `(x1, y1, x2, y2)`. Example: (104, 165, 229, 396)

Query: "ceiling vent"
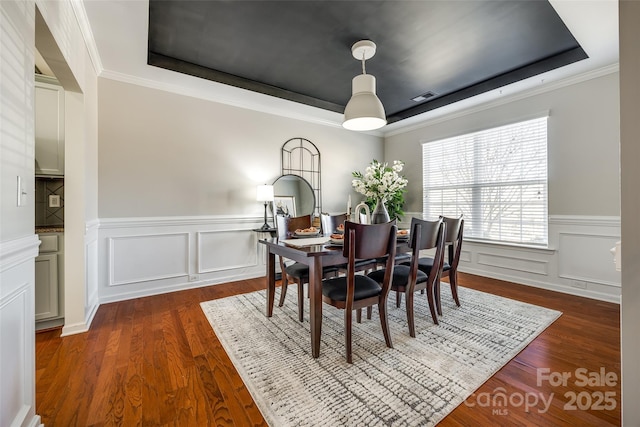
(411, 91, 437, 102)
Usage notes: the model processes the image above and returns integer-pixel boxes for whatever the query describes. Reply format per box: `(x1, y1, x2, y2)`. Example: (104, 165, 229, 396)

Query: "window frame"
(421, 115, 549, 247)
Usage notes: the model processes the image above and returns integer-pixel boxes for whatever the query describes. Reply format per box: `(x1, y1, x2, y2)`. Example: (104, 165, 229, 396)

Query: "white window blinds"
(422, 116, 548, 246)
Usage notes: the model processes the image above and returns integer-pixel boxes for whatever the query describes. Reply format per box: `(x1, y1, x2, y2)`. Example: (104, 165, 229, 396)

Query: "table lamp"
(257, 184, 274, 231)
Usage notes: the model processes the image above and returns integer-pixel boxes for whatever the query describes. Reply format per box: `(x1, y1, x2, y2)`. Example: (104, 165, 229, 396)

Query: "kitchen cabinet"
(35, 75, 65, 176)
(35, 232, 64, 329)
(35, 253, 58, 320)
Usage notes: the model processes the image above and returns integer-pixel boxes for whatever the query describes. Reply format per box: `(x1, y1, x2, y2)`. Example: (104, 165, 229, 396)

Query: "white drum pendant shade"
(343, 74, 387, 131)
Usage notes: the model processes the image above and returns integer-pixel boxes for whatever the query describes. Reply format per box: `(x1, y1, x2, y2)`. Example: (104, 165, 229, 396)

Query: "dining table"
(259, 234, 410, 358)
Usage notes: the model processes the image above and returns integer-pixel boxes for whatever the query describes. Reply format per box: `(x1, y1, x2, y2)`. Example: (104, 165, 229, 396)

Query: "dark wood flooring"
(36, 273, 620, 426)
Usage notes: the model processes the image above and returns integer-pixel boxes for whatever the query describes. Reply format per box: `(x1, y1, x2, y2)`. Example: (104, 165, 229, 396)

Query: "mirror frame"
(270, 174, 316, 218)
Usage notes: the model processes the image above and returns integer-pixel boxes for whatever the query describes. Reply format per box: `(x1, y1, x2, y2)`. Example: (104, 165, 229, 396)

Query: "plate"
(329, 238, 344, 245)
(396, 231, 410, 240)
(294, 231, 320, 237)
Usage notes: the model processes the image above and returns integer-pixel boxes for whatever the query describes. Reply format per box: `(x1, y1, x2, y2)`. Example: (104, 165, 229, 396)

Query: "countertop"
(36, 227, 64, 233)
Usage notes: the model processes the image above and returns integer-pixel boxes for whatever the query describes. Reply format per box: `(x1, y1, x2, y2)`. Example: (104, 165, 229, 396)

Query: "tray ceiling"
(147, 1, 587, 125)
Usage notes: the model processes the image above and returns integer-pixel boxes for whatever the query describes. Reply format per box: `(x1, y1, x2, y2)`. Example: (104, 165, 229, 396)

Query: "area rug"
(200, 286, 561, 426)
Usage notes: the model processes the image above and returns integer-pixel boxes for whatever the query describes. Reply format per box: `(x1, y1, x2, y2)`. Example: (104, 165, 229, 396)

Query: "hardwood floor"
(36, 273, 620, 426)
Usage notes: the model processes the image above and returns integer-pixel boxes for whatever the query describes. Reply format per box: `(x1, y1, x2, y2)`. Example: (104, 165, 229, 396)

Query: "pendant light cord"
(361, 53, 367, 75)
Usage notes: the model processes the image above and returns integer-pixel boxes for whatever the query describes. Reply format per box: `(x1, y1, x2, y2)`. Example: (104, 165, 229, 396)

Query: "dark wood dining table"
(259, 236, 409, 358)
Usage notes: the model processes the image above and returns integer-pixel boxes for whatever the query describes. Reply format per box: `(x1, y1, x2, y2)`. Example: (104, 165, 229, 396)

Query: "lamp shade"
(343, 74, 386, 131)
(256, 184, 274, 202)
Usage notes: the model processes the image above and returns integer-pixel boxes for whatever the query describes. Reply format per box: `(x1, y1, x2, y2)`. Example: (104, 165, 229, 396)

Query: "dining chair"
(321, 221, 397, 363)
(436, 215, 465, 310)
(275, 214, 338, 322)
(320, 212, 378, 298)
(402, 215, 464, 315)
(320, 212, 347, 236)
(369, 218, 445, 334)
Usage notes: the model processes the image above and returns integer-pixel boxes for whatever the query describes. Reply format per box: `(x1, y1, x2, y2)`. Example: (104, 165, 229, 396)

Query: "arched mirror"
(271, 174, 316, 218)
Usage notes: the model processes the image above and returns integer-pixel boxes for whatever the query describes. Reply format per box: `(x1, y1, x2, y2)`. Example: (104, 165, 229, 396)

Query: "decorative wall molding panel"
(405, 213, 621, 303)
(59, 220, 101, 337)
(197, 230, 258, 273)
(0, 235, 40, 427)
(470, 215, 620, 302)
(97, 214, 621, 305)
(476, 252, 549, 275)
(108, 233, 190, 286)
(98, 215, 266, 303)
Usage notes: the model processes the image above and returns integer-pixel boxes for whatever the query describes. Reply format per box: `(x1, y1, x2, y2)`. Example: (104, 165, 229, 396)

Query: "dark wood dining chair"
(319, 212, 379, 311)
(436, 215, 464, 311)
(275, 214, 338, 322)
(369, 218, 445, 334)
(402, 215, 464, 315)
(321, 221, 397, 363)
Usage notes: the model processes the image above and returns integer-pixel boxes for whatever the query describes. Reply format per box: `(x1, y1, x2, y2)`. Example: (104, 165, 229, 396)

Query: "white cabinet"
(35, 232, 64, 328)
(35, 76, 65, 176)
(35, 253, 59, 320)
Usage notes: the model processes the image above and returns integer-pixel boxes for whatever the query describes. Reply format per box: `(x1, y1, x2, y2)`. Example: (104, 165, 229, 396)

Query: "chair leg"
(345, 309, 353, 364)
(278, 276, 288, 307)
(435, 279, 443, 316)
(366, 306, 372, 320)
(378, 302, 393, 349)
(297, 281, 304, 322)
(450, 272, 461, 306)
(356, 308, 362, 323)
(405, 290, 416, 337)
(396, 290, 402, 308)
(426, 282, 439, 325)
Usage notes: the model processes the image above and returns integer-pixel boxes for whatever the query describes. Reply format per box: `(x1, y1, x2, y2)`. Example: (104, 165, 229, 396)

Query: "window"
(422, 116, 548, 246)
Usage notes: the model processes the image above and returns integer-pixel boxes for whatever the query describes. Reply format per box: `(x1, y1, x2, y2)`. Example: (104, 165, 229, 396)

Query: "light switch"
(16, 176, 27, 207)
(48, 194, 61, 208)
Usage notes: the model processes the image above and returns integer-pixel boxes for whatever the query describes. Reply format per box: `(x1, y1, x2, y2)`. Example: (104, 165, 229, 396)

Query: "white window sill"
(463, 238, 556, 253)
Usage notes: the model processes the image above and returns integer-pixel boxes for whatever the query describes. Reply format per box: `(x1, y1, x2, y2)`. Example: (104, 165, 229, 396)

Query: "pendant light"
(343, 40, 387, 131)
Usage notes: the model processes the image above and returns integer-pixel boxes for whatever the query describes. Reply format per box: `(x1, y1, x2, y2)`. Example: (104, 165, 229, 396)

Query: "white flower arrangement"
(352, 159, 408, 202)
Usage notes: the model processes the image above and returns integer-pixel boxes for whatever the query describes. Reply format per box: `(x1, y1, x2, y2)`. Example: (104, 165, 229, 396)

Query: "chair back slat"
(342, 221, 396, 260)
(408, 218, 445, 285)
(440, 215, 464, 267)
(410, 217, 442, 250)
(320, 213, 347, 236)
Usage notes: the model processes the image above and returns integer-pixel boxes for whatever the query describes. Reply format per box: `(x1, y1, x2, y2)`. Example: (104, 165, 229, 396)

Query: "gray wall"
(97, 78, 383, 218)
(385, 72, 620, 217)
(620, 1, 640, 423)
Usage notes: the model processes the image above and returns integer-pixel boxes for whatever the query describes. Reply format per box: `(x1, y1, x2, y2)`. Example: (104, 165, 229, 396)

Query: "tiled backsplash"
(35, 177, 64, 227)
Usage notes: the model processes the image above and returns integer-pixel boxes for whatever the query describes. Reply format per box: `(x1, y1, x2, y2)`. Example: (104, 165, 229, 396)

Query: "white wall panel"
(197, 230, 258, 273)
(98, 215, 267, 303)
(108, 233, 189, 286)
(0, 235, 40, 427)
(558, 232, 621, 287)
(403, 212, 621, 303)
(477, 252, 549, 275)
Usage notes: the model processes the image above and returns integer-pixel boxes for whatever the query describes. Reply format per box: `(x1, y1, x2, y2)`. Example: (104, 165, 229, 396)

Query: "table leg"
(266, 250, 276, 317)
(309, 257, 323, 358)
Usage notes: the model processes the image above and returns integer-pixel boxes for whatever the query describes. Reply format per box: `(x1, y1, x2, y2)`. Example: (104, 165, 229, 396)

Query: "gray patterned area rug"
(200, 286, 561, 426)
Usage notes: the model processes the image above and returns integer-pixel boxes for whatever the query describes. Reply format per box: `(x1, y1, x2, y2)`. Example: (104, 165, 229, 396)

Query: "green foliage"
(352, 159, 407, 221)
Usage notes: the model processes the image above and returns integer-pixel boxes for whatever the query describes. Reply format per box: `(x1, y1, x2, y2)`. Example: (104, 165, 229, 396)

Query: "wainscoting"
(445, 215, 621, 303)
(97, 214, 621, 305)
(98, 216, 267, 303)
(0, 234, 41, 427)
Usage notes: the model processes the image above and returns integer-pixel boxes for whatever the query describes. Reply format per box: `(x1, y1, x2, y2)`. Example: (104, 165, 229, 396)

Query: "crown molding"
(383, 63, 619, 138)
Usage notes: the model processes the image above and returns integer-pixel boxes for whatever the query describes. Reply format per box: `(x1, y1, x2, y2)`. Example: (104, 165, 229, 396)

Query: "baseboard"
(60, 299, 100, 337)
(98, 270, 265, 304)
